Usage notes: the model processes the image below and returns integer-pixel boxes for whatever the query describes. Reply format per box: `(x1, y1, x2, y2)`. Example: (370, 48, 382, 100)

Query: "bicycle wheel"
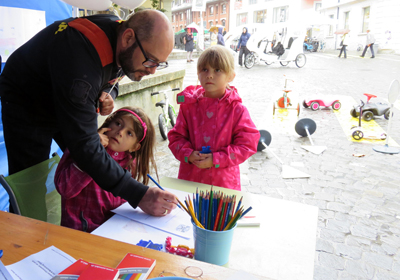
(295, 54, 306, 68)
(158, 113, 168, 140)
(168, 105, 177, 127)
(280, 61, 289, 66)
(244, 53, 255, 69)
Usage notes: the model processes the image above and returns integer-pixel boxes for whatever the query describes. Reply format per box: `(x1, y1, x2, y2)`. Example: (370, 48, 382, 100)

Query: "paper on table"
(0, 260, 14, 280)
(5, 246, 76, 280)
(112, 188, 193, 239)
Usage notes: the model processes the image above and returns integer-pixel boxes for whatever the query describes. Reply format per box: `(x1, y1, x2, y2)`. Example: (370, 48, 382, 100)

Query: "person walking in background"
(360, 29, 375, 58)
(56, 107, 161, 232)
(237, 27, 251, 66)
(184, 28, 194, 62)
(210, 29, 218, 46)
(338, 33, 349, 59)
(217, 27, 225, 46)
(168, 46, 260, 190)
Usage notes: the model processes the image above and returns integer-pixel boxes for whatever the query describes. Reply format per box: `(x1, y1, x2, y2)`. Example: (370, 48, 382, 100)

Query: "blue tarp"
(0, 0, 70, 211)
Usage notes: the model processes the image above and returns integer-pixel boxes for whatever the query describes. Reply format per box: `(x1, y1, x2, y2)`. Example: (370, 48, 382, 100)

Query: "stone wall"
(97, 68, 185, 127)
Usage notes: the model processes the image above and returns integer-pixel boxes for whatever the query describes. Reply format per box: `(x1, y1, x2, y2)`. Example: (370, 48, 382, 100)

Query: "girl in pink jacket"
(168, 45, 260, 190)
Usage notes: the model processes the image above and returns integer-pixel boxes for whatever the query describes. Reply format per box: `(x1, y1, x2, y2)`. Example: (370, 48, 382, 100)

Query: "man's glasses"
(135, 33, 168, 70)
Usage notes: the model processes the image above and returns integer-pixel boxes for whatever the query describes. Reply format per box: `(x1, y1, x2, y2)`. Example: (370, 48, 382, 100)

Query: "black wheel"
(303, 100, 309, 108)
(244, 53, 255, 69)
(384, 109, 391, 120)
(350, 108, 358, 118)
(332, 101, 341, 110)
(352, 130, 364, 140)
(265, 61, 272, 65)
(310, 101, 320, 111)
(158, 113, 168, 140)
(168, 105, 177, 127)
(295, 54, 306, 68)
(280, 61, 289, 66)
(362, 111, 373, 121)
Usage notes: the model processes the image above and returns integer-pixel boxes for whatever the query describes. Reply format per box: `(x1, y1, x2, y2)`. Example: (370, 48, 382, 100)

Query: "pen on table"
(146, 174, 182, 209)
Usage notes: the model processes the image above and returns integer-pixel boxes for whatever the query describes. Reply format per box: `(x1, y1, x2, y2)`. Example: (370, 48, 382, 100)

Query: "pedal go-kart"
(350, 93, 390, 121)
(273, 78, 300, 116)
(351, 100, 387, 141)
(244, 26, 306, 69)
(303, 98, 341, 111)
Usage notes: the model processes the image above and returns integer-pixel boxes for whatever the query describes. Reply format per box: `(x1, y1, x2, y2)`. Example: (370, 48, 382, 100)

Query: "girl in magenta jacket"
(168, 45, 260, 190)
(55, 107, 166, 232)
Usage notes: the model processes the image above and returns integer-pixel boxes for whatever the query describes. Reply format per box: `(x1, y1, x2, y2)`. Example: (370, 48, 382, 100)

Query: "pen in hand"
(146, 174, 182, 209)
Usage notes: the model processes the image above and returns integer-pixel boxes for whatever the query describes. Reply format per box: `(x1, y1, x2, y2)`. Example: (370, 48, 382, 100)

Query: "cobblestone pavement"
(154, 50, 400, 280)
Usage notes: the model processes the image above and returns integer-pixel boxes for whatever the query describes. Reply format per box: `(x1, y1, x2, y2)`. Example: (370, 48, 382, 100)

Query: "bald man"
(0, 10, 177, 219)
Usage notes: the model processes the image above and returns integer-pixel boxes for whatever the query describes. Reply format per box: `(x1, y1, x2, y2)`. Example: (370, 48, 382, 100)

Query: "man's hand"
(99, 91, 114, 116)
(138, 187, 178, 216)
(98, 127, 111, 147)
(193, 153, 213, 169)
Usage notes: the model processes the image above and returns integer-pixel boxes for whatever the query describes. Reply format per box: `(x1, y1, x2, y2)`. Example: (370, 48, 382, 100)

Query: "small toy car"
(350, 93, 390, 121)
(303, 98, 341, 111)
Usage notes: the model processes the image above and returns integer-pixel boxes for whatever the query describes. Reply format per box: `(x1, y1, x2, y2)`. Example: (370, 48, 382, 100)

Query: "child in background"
(55, 107, 159, 232)
(168, 45, 260, 190)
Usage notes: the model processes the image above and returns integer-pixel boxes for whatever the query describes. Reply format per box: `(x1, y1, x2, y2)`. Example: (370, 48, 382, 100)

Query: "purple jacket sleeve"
(213, 106, 260, 168)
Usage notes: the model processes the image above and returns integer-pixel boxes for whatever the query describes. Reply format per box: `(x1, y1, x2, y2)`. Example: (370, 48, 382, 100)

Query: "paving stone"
(345, 259, 375, 279)
(345, 235, 372, 248)
(350, 224, 378, 240)
(326, 201, 352, 213)
(313, 265, 339, 280)
(363, 252, 393, 270)
(316, 238, 334, 254)
(319, 228, 346, 243)
(318, 251, 345, 270)
(326, 219, 352, 233)
(334, 243, 363, 260)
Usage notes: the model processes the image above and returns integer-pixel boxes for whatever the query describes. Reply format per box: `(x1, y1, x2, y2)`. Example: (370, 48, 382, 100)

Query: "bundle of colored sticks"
(179, 187, 251, 231)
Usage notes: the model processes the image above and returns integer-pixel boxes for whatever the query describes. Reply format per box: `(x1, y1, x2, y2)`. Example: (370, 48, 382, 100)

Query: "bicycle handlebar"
(151, 88, 180, 96)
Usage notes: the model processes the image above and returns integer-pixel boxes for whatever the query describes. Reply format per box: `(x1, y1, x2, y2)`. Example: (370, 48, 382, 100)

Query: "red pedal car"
(303, 98, 341, 111)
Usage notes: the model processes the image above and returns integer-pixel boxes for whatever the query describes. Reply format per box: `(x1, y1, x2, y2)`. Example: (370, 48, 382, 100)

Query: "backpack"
(272, 42, 285, 56)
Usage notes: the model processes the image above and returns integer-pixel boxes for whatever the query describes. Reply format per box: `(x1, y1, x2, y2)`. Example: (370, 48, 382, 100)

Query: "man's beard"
(119, 42, 151, 81)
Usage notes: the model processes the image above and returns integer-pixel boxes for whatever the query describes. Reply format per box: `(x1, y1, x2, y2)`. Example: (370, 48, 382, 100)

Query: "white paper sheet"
(0, 260, 13, 280)
(112, 188, 193, 239)
(5, 246, 76, 280)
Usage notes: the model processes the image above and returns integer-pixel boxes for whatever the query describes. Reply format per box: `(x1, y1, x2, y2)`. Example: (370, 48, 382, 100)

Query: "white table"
(93, 177, 318, 280)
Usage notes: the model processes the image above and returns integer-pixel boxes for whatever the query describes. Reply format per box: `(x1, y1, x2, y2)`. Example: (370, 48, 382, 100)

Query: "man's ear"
(129, 143, 141, 153)
(121, 28, 135, 48)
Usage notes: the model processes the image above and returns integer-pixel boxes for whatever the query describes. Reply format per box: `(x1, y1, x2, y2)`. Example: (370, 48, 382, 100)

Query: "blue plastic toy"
(200, 146, 211, 154)
(136, 240, 163, 251)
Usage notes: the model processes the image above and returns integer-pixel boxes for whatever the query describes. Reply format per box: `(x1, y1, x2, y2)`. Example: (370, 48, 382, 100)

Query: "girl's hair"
(99, 106, 158, 185)
(197, 45, 235, 76)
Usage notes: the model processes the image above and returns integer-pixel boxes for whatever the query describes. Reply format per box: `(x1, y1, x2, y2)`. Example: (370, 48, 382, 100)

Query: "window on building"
(180, 13, 183, 20)
(222, 19, 226, 26)
(329, 14, 334, 36)
(172, 14, 174, 22)
(344, 11, 349, 29)
(315, 2, 322, 11)
(216, 5, 219, 14)
(210, 6, 214, 15)
(273, 6, 289, 23)
(254, 10, 267, 23)
(209, 21, 213, 28)
(222, 4, 226, 14)
(236, 13, 248, 26)
(249, 0, 257, 5)
(362, 6, 370, 33)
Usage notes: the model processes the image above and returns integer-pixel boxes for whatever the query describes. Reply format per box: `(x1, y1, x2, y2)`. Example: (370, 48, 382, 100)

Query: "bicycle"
(151, 88, 180, 140)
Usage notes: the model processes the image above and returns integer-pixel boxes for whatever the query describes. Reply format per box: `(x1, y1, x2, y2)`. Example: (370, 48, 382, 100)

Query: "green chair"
(0, 153, 62, 225)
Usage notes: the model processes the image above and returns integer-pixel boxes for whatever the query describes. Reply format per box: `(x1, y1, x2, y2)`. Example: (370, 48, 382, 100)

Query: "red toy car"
(303, 98, 341, 111)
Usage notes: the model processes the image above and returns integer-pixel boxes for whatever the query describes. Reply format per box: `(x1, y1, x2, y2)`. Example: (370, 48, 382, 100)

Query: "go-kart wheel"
(350, 108, 358, 118)
(332, 101, 341, 110)
(384, 109, 391, 120)
(257, 130, 272, 152)
(310, 101, 320, 111)
(245, 53, 255, 69)
(280, 61, 289, 66)
(303, 100, 309, 108)
(362, 111, 373, 121)
(295, 53, 306, 68)
(277, 97, 291, 108)
(297, 103, 301, 116)
(352, 130, 364, 140)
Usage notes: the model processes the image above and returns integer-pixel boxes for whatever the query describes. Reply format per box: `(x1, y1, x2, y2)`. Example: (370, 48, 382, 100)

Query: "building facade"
(171, 0, 230, 32)
(320, 0, 400, 54)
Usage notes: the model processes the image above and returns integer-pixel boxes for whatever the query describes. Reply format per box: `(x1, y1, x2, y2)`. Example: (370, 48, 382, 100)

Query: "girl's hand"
(193, 153, 213, 169)
(98, 127, 111, 147)
(188, 151, 202, 163)
(99, 91, 115, 116)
